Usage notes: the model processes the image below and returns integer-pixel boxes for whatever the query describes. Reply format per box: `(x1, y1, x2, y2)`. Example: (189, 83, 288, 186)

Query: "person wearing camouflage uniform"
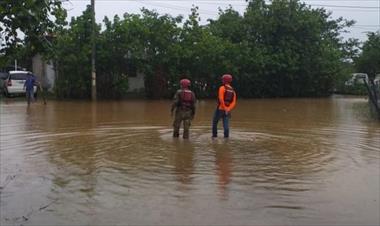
(171, 79, 196, 139)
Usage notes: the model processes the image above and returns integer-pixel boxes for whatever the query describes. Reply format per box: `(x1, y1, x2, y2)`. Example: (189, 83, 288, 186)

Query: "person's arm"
(226, 90, 237, 112)
(24, 78, 30, 90)
(218, 86, 227, 110)
(171, 90, 180, 115)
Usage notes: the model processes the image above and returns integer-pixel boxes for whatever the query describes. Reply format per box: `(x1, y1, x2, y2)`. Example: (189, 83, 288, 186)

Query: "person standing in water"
(23, 73, 37, 105)
(171, 79, 196, 139)
(212, 74, 237, 138)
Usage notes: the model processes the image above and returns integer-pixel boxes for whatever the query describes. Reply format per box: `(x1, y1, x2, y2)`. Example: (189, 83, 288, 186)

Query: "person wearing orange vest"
(212, 74, 237, 138)
(171, 79, 196, 139)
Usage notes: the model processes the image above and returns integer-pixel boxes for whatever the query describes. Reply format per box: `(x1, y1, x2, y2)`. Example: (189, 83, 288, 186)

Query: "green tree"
(0, 0, 66, 67)
(229, 0, 354, 97)
(138, 9, 183, 98)
(356, 32, 380, 79)
(54, 6, 98, 98)
(39, 0, 356, 99)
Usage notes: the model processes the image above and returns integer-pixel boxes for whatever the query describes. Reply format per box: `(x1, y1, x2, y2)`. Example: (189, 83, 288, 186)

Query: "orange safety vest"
(218, 84, 236, 112)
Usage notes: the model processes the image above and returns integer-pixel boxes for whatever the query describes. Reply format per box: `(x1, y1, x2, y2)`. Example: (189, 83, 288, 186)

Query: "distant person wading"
(212, 74, 237, 138)
(23, 73, 37, 105)
(171, 79, 196, 139)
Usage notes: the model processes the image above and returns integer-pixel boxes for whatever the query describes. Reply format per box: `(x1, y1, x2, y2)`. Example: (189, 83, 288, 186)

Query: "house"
(32, 54, 145, 94)
(127, 72, 145, 93)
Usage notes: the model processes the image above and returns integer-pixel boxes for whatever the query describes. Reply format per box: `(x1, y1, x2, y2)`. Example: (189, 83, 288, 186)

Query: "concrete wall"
(32, 54, 44, 81)
(32, 54, 56, 91)
(44, 62, 55, 91)
(127, 72, 145, 93)
(33, 54, 145, 93)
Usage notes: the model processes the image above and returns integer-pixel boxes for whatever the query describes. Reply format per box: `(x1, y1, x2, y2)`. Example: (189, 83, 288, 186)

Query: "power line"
(131, 0, 218, 15)
(66, 0, 246, 1)
(308, 4, 379, 9)
(354, 25, 379, 27)
(63, 0, 379, 4)
(320, 8, 379, 12)
(349, 26, 378, 30)
(66, 0, 380, 9)
(64, 0, 380, 28)
(303, 0, 378, 1)
(351, 26, 379, 28)
(65, 0, 378, 2)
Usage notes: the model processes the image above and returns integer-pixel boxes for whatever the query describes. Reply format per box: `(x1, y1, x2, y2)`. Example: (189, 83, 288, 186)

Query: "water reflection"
(213, 140, 232, 199)
(173, 140, 195, 186)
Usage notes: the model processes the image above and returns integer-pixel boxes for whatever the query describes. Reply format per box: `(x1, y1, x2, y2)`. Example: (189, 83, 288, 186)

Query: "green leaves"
(3, 0, 354, 99)
(0, 0, 64, 56)
(356, 32, 380, 79)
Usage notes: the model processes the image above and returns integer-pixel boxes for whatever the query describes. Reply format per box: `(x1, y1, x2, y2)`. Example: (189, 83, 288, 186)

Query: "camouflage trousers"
(173, 109, 193, 139)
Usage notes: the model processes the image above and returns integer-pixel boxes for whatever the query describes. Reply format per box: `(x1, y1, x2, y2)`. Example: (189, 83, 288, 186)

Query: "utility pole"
(91, 0, 97, 100)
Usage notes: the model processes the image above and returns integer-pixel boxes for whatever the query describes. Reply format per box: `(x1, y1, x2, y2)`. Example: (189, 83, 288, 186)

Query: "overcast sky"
(63, 0, 380, 41)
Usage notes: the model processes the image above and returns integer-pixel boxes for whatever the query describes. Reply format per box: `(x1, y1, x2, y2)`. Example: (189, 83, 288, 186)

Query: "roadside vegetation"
(1, 0, 379, 99)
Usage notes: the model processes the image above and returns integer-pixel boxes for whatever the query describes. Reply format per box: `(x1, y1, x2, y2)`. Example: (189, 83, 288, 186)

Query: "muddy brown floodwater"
(0, 96, 379, 225)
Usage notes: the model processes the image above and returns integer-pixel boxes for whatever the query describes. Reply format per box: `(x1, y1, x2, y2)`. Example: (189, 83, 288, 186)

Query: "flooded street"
(1, 96, 379, 225)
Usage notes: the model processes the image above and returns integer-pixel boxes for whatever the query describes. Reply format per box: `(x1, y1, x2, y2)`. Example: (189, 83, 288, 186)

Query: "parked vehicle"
(4, 71, 37, 97)
(374, 74, 380, 86)
(344, 73, 368, 86)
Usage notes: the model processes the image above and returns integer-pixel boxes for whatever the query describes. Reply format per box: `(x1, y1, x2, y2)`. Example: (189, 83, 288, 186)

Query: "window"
(10, 73, 28, 80)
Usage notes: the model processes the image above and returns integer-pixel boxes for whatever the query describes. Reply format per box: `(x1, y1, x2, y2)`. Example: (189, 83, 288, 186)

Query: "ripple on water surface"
(1, 99, 379, 225)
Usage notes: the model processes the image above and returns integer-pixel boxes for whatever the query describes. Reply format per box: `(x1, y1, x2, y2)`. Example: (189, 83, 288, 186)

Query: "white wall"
(127, 72, 145, 92)
(44, 61, 55, 91)
(32, 54, 56, 92)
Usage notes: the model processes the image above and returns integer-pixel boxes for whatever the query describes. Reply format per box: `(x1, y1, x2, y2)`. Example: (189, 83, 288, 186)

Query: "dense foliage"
(0, 0, 66, 67)
(356, 32, 380, 79)
(334, 32, 380, 95)
(53, 6, 98, 98)
(2, 0, 359, 99)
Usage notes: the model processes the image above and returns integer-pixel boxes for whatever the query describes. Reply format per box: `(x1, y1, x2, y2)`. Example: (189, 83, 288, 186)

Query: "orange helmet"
(222, 74, 232, 84)
(180, 79, 191, 88)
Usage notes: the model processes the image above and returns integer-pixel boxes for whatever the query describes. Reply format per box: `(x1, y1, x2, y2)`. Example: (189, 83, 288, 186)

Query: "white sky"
(63, 0, 380, 42)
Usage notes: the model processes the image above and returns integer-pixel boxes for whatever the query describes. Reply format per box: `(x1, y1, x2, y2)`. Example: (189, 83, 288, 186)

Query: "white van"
(4, 71, 37, 97)
(345, 73, 368, 86)
(374, 74, 380, 86)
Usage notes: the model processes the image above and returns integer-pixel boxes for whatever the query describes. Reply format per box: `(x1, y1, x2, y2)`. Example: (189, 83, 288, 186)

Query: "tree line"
(1, 0, 379, 99)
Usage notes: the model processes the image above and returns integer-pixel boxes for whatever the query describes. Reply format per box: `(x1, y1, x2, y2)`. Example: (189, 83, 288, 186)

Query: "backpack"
(180, 89, 194, 109)
(224, 86, 235, 107)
